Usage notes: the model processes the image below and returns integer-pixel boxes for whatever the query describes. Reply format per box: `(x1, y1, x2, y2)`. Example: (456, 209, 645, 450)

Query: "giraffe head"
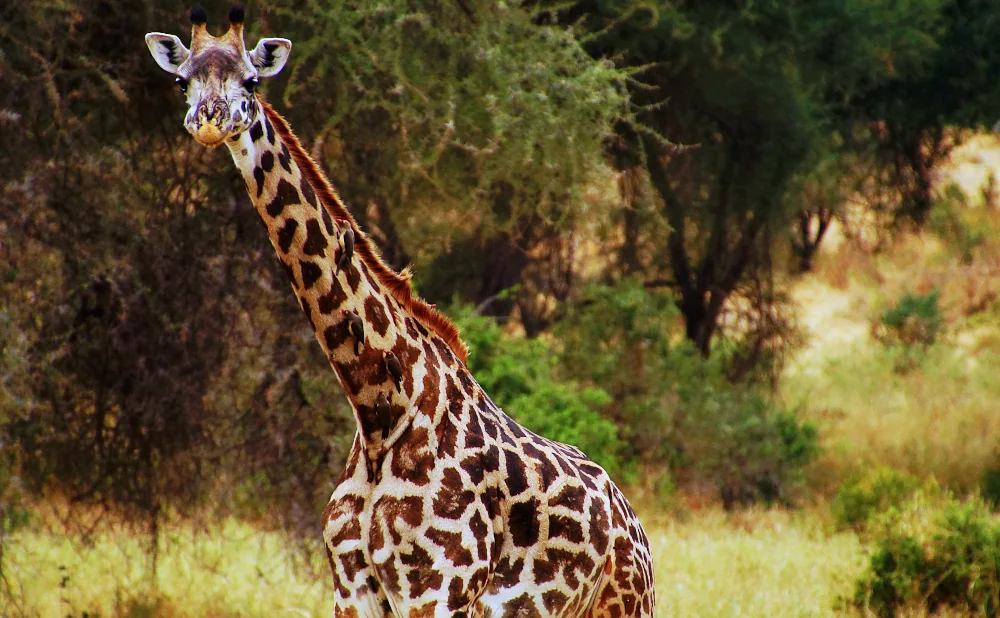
(144, 6, 291, 147)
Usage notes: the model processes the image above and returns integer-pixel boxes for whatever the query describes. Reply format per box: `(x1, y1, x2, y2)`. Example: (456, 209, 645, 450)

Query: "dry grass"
(641, 507, 866, 618)
(2, 505, 869, 618)
(783, 342, 1000, 493)
(783, 154, 1000, 494)
(1, 517, 335, 618)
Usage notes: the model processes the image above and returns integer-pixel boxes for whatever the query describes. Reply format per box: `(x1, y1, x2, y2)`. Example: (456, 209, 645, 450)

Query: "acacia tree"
(269, 0, 630, 326)
(851, 0, 1000, 224)
(0, 0, 357, 548)
(550, 0, 946, 360)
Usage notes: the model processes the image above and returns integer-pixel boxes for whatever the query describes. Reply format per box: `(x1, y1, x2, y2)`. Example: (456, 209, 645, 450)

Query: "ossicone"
(228, 4, 245, 25)
(190, 6, 208, 25)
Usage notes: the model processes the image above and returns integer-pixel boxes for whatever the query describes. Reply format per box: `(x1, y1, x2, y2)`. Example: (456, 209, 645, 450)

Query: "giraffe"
(145, 7, 655, 617)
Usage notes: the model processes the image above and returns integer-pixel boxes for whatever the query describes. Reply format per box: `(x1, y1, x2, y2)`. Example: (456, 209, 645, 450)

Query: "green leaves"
(852, 495, 1000, 617)
(282, 1, 630, 234)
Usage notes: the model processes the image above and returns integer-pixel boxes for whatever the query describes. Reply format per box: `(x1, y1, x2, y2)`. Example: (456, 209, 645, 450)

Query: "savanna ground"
(4, 138, 1000, 618)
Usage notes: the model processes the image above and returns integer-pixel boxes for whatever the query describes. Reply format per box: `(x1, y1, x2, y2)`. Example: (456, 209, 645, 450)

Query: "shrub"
(554, 280, 679, 463)
(506, 383, 631, 480)
(674, 382, 820, 508)
(831, 467, 923, 531)
(879, 290, 943, 348)
(554, 281, 819, 506)
(851, 495, 1000, 618)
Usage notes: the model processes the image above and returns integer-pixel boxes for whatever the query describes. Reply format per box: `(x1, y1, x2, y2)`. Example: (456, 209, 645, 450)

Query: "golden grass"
(2, 506, 868, 618)
(782, 341, 1000, 493)
(640, 507, 867, 618)
(1, 517, 336, 618)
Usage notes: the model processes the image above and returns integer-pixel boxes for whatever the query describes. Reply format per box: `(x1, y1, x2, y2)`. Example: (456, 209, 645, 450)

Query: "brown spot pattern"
(266, 178, 299, 218)
(426, 528, 474, 567)
(364, 295, 390, 337)
(391, 427, 434, 486)
(303, 218, 328, 256)
(277, 217, 298, 253)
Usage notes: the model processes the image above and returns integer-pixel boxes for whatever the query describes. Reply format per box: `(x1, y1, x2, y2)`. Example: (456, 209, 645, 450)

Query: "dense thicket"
(2, 0, 998, 544)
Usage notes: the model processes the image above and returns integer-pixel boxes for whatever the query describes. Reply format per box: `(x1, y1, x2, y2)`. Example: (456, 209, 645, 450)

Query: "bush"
(851, 495, 1000, 618)
(879, 290, 943, 348)
(831, 467, 923, 531)
(451, 303, 632, 481)
(554, 281, 819, 506)
(674, 380, 819, 508)
(554, 280, 679, 461)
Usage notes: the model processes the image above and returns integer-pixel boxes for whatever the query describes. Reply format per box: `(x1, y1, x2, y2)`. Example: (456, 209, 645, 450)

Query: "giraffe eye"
(175, 77, 188, 93)
(243, 77, 259, 93)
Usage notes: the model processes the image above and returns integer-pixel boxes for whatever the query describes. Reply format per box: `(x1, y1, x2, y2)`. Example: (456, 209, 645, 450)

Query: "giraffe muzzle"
(190, 102, 231, 147)
(192, 123, 226, 147)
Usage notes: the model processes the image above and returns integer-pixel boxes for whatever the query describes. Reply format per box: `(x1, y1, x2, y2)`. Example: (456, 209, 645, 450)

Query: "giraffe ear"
(145, 33, 190, 74)
(249, 38, 291, 78)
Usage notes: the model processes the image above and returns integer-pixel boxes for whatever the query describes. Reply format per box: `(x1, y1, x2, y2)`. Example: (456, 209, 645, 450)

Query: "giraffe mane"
(261, 102, 469, 364)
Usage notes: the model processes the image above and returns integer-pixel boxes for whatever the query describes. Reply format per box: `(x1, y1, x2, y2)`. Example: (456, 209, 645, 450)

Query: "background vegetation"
(3, 0, 1000, 616)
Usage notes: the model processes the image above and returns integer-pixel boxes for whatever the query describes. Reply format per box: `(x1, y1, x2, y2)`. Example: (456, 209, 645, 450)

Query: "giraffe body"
(145, 8, 654, 617)
(326, 404, 652, 618)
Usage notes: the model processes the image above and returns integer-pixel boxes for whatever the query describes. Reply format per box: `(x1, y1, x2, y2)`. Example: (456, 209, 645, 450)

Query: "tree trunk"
(619, 166, 643, 275)
(792, 208, 832, 272)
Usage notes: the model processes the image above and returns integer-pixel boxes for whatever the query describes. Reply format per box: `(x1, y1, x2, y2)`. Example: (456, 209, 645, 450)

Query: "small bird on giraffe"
(342, 309, 364, 356)
(384, 351, 403, 394)
(335, 219, 354, 275)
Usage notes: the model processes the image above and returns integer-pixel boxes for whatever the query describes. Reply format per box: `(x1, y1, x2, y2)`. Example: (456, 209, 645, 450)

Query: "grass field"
(2, 506, 869, 618)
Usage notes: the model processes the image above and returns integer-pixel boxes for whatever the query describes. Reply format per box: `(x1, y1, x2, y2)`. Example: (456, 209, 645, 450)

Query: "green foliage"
(880, 290, 943, 348)
(550, 0, 957, 355)
(2, 0, 997, 554)
(451, 304, 632, 480)
(852, 495, 1000, 618)
(506, 384, 625, 477)
(674, 382, 820, 508)
(556, 279, 678, 440)
(282, 0, 629, 237)
(849, 0, 1000, 222)
(831, 467, 923, 530)
(554, 281, 818, 505)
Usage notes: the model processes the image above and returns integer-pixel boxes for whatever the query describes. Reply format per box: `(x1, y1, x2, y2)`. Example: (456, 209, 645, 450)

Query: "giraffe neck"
(226, 99, 465, 462)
